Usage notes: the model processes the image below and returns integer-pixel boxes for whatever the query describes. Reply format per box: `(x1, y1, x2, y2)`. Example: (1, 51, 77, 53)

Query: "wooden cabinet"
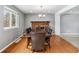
(31, 21, 50, 32)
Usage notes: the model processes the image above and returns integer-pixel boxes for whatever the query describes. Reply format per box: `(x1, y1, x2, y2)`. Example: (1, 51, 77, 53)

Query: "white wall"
(55, 14, 60, 35)
(60, 14, 79, 35)
(24, 14, 55, 31)
(60, 14, 79, 48)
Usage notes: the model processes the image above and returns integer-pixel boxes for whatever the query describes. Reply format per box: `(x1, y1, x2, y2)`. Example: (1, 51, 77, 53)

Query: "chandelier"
(38, 6, 46, 18)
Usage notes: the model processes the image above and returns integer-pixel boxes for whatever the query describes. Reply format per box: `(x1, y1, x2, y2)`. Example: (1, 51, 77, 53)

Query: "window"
(4, 6, 19, 29)
(4, 10, 10, 27)
(11, 13, 16, 26)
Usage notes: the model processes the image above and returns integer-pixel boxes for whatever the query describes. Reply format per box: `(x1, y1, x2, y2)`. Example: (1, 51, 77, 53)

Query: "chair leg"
(49, 44, 50, 48)
(44, 47, 46, 51)
(32, 49, 35, 53)
(48, 39, 50, 48)
(26, 46, 28, 48)
(26, 42, 29, 48)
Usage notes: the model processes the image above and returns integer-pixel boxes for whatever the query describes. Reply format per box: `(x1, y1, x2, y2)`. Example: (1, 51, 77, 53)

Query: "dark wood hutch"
(31, 21, 50, 32)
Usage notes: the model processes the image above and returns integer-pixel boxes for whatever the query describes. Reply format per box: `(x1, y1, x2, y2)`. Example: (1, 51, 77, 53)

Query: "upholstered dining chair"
(26, 27, 32, 34)
(30, 32, 46, 52)
(45, 27, 52, 48)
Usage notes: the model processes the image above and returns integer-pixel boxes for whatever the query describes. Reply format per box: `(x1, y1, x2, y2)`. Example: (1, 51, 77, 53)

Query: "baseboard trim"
(61, 33, 79, 35)
(60, 35, 79, 48)
(0, 34, 23, 53)
(15, 34, 23, 43)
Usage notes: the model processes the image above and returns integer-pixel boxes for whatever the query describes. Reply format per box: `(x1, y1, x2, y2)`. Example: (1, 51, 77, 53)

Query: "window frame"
(4, 6, 19, 30)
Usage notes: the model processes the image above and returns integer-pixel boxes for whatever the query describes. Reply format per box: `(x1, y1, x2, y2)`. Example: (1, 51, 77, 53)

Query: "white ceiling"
(15, 5, 67, 14)
(63, 5, 79, 14)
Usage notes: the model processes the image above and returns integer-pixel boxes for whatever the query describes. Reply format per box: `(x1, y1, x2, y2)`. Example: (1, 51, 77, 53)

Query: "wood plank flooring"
(3, 35, 79, 53)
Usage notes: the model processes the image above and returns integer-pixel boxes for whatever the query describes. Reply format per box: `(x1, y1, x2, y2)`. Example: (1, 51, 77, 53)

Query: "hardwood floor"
(3, 35, 79, 53)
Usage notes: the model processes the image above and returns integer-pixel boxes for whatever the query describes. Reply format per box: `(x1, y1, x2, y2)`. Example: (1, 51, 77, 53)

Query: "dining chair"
(45, 27, 52, 48)
(30, 32, 46, 52)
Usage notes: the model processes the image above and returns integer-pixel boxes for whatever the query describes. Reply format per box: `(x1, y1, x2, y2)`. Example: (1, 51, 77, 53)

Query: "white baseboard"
(15, 34, 23, 43)
(60, 35, 79, 49)
(61, 33, 79, 35)
(0, 34, 23, 53)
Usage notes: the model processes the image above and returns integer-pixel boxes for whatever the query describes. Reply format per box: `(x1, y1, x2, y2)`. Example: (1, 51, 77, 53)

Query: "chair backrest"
(26, 27, 32, 34)
(30, 32, 46, 51)
(48, 28, 52, 34)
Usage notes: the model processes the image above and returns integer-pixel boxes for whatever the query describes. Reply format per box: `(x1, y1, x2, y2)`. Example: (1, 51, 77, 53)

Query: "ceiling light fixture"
(38, 6, 46, 18)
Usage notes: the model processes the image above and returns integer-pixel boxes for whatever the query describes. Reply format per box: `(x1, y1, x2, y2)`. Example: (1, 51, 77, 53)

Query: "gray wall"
(24, 14, 55, 31)
(60, 14, 79, 48)
(60, 14, 79, 34)
(0, 5, 25, 50)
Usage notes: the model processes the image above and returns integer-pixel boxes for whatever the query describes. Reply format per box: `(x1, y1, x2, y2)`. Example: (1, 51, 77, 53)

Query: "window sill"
(4, 26, 19, 30)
